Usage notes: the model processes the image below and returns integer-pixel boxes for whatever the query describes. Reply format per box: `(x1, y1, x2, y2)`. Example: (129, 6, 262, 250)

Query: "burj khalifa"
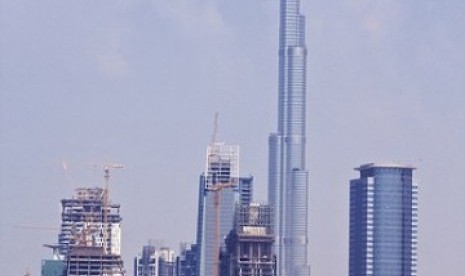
(268, 1, 310, 275)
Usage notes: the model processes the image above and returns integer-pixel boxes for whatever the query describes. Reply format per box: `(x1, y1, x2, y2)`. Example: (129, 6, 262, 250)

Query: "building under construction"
(41, 164, 126, 276)
(41, 185, 126, 276)
(58, 186, 125, 276)
(197, 142, 240, 276)
(66, 246, 124, 276)
(221, 203, 276, 276)
(58, 187, 122, 257)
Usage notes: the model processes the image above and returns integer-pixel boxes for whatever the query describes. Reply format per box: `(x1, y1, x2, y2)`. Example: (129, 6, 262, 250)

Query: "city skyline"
(1, 1, 464, 276)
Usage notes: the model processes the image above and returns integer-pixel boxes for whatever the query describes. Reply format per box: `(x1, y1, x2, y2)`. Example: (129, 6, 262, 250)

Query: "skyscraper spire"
(268, 1, 310, 275)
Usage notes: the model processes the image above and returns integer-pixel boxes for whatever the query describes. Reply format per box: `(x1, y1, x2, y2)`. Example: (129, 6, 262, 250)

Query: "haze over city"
(1, 0, 464, 276)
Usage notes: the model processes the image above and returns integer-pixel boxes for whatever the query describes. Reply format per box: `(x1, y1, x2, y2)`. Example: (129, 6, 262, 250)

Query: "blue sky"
(1, 1, 464, 275)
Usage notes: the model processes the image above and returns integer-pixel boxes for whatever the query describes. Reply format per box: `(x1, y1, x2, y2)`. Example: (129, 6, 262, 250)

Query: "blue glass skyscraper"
(349, 163, 418, 276)
(195, 142, 255, 276)
(268, 1, 310, 275)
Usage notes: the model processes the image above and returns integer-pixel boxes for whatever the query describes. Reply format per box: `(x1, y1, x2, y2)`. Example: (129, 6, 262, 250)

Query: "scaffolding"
(39, 163, 125, 276)
(55, 187, 125, 276)
(205, 143, 239, 189)
(58, 187, 122, 257)
(221, 204, 276, 276)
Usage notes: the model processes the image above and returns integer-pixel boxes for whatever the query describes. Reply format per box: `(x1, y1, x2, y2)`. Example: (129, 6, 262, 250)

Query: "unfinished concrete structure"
(58, 187, 122, 257)
(53, 186, 125, 276)
(221, 203, 276, 276)
(65, 246, 124, 276)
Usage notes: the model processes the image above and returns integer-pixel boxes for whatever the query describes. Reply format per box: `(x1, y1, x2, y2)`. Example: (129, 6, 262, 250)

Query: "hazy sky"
(1, 0, 464, 275)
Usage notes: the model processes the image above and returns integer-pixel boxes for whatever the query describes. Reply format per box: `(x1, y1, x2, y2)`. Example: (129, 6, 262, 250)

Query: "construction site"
(221, 203, 275, 276)
(194, 114, 277, 276)
(58, 187, 122, 257)
(36, 118, 277, 276)
(42, 164, 126, 276)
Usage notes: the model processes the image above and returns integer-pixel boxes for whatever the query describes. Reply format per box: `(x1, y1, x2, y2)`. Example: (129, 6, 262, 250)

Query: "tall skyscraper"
(196, 142, 240, 276)
(195, 141, 255, 276)
(268, 1, 310, 275)
(349, 163, 418, 276)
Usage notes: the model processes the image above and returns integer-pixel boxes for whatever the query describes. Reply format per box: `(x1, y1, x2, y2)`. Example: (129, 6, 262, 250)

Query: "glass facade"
(349, 164, 418, 276)
(195, 142, 254, 276)
(41, 259, 66, 276)
(268, 1, 310, 275)
(196, 175, 255, 276)
(238, 176, 254, 206)
(177, 243, 198, 276)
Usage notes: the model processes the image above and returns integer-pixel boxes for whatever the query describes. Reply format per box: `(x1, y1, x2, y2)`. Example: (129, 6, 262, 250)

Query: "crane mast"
(102, 163, 124, 255)
(204, 113, 238, 276)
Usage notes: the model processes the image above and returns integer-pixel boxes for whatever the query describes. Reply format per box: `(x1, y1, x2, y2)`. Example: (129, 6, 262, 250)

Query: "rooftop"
(356, 163, 416, 171)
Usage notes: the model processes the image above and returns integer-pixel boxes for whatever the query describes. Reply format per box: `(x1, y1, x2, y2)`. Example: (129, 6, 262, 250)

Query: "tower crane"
(14, 225, 59, 231)
(101, 163, 124, 255)
(208, 180, 236, 276)
(204, 113, 238, 276)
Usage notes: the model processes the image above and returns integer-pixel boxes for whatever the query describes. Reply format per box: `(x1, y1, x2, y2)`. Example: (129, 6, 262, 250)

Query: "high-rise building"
(238, 175, 254, 207)
(268, 0, 310, 275)
(196, 142, 240, 276)
(176, 243, 198, 276)
(134, 245, 176, 276)
(134, 245, 157, 276)
(349, 163, 418, 276)
(157, 249, 177, 276)
(58, 187, 122, 257)
(195, 142, 256, 276)
(220, 203, 276, 276)
(52, 187, 125, 276)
